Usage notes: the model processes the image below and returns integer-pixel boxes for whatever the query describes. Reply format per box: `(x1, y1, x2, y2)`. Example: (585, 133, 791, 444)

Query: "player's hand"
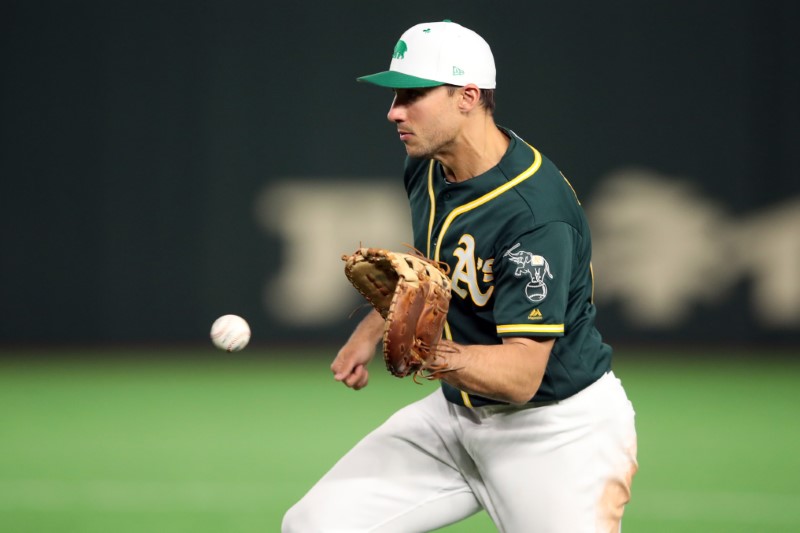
(332, 309, 383, 390)
(331, 341, 375, 390)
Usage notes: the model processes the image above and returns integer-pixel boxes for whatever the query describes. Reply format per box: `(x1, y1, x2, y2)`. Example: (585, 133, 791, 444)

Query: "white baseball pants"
(282, 371, 638, 533)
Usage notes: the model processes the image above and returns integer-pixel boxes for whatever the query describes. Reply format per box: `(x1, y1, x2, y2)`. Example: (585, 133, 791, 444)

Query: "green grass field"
(1, 347, 799, 532)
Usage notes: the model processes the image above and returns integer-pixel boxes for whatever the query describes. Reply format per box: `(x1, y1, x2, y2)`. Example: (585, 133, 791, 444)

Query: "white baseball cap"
(357, 20, 496, 89)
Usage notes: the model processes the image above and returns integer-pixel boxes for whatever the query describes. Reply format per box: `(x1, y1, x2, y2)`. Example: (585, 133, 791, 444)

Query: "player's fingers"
(332, 364, 355, 382)
(344, 364, 368, 390)
(352, 368, 369, 390)
(331, 354, 354, 381)
(343, 364, 364, 387)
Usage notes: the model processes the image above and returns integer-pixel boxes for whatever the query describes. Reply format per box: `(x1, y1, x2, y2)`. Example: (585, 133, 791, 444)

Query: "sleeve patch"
(503, 243, 554, 303)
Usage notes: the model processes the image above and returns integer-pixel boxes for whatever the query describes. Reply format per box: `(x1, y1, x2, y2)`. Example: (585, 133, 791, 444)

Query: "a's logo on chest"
(450, 235, 494, 306)
(504, 243, 553, 303)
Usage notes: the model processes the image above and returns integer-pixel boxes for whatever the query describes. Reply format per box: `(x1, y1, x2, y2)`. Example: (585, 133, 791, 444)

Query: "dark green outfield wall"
(2, 1, 799, 347)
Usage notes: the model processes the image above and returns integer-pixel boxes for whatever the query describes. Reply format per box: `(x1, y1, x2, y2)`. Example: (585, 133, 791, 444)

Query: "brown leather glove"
(342, 247, 452, 380)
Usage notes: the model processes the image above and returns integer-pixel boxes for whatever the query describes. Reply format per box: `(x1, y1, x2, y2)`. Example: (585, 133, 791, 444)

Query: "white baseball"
(210, 314, 251, 352)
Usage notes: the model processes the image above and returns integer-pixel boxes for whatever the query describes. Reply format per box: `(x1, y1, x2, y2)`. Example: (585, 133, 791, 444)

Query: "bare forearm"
(436, 337, 554, 405)
(347, 309, 385, 347)
(331, 309, 385, 390)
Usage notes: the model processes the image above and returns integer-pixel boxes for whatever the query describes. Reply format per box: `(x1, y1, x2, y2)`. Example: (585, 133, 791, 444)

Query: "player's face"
(387, 86, 461, 159)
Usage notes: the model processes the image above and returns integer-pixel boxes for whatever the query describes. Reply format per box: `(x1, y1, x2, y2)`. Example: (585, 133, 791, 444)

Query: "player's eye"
(394, 88, 426, 104)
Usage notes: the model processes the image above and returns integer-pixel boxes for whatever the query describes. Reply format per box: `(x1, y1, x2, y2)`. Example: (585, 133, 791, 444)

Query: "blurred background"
(1, 1, 799, 532)
(2, 0, 799, 348)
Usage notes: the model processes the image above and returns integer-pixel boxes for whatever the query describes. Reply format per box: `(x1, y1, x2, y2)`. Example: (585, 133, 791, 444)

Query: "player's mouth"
(398, 130, 412, 142)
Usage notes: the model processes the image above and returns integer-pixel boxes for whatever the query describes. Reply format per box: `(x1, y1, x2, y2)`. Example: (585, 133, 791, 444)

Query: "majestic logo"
(451, 234, 494, 306)
(393, 40, 408, 59)
(528, 309, 543, 320)
(504, 243, 553, 303)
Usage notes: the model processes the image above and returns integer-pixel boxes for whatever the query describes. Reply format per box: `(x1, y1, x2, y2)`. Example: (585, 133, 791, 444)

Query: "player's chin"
(403, 143, 430, 159)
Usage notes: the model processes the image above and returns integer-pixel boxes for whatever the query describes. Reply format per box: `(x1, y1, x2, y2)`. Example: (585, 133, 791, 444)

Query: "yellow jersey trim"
(425, 141, 543, 409)
(430, 143, 543, 262)
(497, 324, 565, 334)
(460, 391, 474, 408)
(560, 171, 581, 205)
(426, 161, 437, 257)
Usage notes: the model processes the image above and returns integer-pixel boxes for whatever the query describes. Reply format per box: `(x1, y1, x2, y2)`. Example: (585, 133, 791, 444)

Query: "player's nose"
(387, 96, 404, 123)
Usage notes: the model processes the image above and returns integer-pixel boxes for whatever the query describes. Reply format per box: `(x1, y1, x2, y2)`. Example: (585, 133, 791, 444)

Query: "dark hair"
(446, 85, 496, 114)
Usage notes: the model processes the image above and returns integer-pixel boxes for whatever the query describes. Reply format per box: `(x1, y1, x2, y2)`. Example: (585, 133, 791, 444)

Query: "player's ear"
(458, 84, 482, 112)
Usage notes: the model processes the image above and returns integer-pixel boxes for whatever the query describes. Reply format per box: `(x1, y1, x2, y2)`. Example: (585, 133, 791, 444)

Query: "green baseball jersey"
(404, 128, 611, 407)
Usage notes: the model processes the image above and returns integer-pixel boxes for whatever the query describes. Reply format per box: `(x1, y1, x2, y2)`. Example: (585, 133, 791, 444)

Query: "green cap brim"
(356, 70, 444, 88)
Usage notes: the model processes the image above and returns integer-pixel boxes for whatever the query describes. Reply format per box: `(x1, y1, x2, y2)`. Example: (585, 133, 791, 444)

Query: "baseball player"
(283, 20, 638, 532)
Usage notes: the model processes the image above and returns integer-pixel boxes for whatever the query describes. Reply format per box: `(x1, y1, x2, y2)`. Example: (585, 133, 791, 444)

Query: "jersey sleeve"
(492, 222, 577, 338)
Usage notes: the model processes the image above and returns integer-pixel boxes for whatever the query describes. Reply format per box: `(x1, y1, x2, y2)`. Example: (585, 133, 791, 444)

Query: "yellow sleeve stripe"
(497, 324, 565, 334)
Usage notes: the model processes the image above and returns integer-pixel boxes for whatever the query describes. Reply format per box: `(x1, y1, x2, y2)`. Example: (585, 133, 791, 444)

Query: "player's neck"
(440, 120, 508, 183)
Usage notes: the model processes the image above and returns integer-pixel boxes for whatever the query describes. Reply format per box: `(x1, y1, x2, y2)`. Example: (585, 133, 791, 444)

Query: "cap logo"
(392, 40, 408, 59)
(453, 66, 465, 76)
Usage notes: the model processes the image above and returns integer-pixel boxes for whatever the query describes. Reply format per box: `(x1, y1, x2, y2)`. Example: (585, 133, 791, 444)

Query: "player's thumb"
(331, 352, 355, 381)
(332, 341, 375, 381)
